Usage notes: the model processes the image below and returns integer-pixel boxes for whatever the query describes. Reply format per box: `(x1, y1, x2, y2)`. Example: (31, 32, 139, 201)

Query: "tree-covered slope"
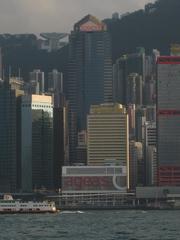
(104, 0, 180, 61)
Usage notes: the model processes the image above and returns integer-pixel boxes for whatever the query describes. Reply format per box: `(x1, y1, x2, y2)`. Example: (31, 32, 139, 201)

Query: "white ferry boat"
(0, 195, 57, 214)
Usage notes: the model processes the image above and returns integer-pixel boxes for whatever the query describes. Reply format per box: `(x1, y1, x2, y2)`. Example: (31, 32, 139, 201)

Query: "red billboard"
(157, 56, 180, 64)
(158, 109, 180, 116)
(159, 166, 180, 186)
(62, 176, 126, 191)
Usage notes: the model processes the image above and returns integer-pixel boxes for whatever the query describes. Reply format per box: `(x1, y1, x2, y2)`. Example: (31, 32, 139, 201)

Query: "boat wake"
(61, 210, 84, 214)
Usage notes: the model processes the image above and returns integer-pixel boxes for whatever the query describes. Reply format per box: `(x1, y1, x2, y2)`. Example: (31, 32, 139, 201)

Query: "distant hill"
(2, 44, 68, 81)
(104, 0, 180, 61)
(0, 34, 68, 84)
(1, 0, 180, 81)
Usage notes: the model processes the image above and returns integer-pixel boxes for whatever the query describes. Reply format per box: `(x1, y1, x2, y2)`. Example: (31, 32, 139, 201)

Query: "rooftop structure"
(40, 32, 68, 51)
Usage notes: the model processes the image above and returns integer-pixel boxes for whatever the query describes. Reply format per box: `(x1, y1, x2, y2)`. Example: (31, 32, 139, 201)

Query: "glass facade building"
(21, 95, 53, 191)
(67, 15, 113, 163)
(0, 84, 17, 192)
(113, 48, 145, 105)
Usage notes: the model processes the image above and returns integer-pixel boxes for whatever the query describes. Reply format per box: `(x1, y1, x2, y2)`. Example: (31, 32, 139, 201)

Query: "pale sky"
(0, 0, 155, 34)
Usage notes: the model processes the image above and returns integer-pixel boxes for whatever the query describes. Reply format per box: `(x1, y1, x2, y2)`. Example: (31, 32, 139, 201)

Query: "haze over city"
(0, 0, 155, 33)
(1, 0, 180, 238)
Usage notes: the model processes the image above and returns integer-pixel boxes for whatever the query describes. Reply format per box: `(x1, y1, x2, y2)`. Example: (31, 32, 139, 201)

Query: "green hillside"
(104, 0, 180, 61)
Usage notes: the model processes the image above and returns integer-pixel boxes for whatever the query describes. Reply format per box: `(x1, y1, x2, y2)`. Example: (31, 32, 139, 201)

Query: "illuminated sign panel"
(158, 110, 180, 116)
(159, 166, 180, 186)
(80, 21, 103, 32)
(157, 56, 180, 64)
(62, 166, 127, 192)
(62, 176, 126, 191)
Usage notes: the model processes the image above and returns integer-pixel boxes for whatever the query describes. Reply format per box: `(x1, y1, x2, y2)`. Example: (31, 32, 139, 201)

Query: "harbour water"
(1, 210, 180, 240)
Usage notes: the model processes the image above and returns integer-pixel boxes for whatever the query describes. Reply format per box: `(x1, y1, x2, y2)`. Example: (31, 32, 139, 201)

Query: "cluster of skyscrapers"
(0, 14, 180, 195)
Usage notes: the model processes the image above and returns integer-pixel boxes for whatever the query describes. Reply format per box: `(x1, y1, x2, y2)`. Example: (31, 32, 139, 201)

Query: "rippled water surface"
(0, 210, 180, 240)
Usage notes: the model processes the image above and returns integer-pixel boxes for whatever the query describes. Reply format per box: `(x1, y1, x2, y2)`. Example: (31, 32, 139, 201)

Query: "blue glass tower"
(67, 15, 113, 163)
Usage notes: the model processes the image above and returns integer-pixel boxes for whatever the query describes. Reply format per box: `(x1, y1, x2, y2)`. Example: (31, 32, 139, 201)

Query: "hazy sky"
(0, 0, 155, 34)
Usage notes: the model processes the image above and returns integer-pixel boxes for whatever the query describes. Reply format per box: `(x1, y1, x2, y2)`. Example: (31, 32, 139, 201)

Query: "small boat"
(0, 194, 57, 214)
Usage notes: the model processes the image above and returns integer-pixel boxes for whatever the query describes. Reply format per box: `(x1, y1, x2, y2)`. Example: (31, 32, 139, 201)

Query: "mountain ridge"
(104, 0, 180, 61)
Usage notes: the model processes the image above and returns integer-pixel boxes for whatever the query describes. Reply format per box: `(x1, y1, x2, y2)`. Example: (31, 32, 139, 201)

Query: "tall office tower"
(113, 47, 145, 105)
(127, 104, 136, 140)
(76, 130, 87, 165)
(144, 77, 156, 105)
(29, 69, 45, 94)
(144, 122, 156, 147)
(21, 95, 54, 192)
(145, 49, 160, 79)
(87, 103, 129, 169)
(127, 73, 143, 106)
(0, 48, 2, 79)
(146, 146, 157, 186)
(135, 107, 146, 142)
(152, 49, 160, 75)
(157, 56, 180, 186)
(136, 106, 156, 131)
(144, 49, 160, 105)
(67, 15, 113, 163)
(48, 69, 63, 93)
(146, 105, 156, 122)
(145, 56, 153, 78)
(129, 141, 143, 190)
(144, 121, 157, 186)
(0, 83, 17, 192)
(53, 92, 69, 188)
(53, 102, 64, 189)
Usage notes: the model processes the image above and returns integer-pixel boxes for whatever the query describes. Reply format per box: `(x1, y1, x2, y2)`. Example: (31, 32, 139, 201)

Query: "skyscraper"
(21, 95, 54, 192)
(157, 56, 180, 186)
(0, 48, 2, 80)
(113, 47, 145, 105)
(129, 141, 143, 190)
(127, 73, 143, 106)
(0, 83, 17, 192)
(67, 15, 113, 163)
(87, 103, 129, 168)
(144, 49, 160, 106)
(48, 69, 63, 93)
(53, 92, 69, 188)
(76, 130, 87, 165)
(29, 69, 45, 94)
(144, 121, 157, 185)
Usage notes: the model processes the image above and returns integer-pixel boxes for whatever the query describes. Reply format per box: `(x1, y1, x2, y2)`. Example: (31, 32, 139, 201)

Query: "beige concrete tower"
(87, 103, 129, 187)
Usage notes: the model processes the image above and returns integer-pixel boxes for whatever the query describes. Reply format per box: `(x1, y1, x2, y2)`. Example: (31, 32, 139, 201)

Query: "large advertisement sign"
(62, 176, 126, 192)
(157, 56, 180, 64)
(80, 21, 103, 32)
